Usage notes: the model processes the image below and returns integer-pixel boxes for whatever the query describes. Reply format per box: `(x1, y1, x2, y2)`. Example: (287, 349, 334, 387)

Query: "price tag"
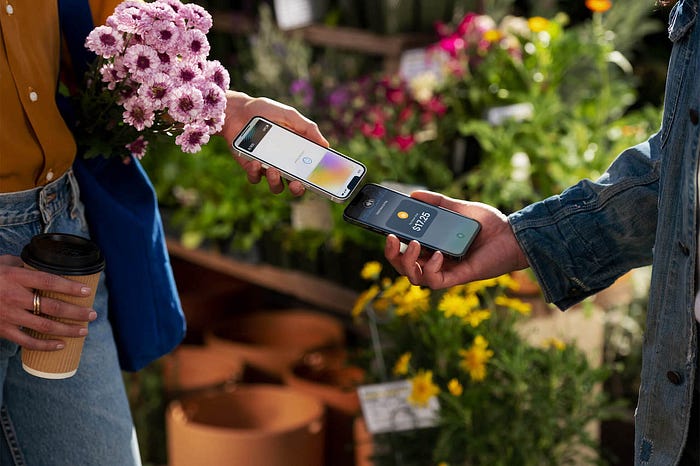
(357, 380, 440, 434)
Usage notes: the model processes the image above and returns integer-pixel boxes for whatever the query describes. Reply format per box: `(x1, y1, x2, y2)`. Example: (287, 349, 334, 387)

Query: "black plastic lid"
(21, 234, 105, 275)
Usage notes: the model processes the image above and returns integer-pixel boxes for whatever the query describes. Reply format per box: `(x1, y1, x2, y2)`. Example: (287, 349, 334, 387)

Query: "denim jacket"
(508, 1, 699, 464)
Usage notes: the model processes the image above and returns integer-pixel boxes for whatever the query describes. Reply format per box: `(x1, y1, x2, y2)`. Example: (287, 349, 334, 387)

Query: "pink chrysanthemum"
(123, 44, 159, 80)
(179, 29, 210, 59)
(171, 60, 203, 86)
(168, 85, 204, 123)
(122, 96, 156, 131)
(180, 3, 213, 33)
(125, 135, 149, 159)
(176, 123, 211, 153)
(109, 5, 148, 35)
(203, 116, 225, 134)
(198, 81, 227, 119)
(203, 60, 230, 91)
(85, 26, 124, 58)
(145, 19, 181, 53)
(138, 72, 173, 109)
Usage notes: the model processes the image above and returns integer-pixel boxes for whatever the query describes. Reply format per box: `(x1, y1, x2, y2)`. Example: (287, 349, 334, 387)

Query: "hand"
(384, 191, 530, 289)
(0, 255, 98, 351)
(220, 90, 329, 196)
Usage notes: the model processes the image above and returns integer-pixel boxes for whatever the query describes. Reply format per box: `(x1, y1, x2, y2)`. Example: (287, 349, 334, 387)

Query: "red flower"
(393, 134, 416, 151)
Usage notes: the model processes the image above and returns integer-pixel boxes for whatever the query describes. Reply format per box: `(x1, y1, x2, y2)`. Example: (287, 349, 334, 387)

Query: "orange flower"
(585, 0, 612, 12)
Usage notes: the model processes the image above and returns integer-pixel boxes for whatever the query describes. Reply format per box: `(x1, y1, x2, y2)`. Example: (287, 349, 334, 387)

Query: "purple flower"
(180, 29, 210, 59)
(176, 123, 210, 153)
(203, 60, 230, 91)
(138, 72, 173, 109)
(122, 96, 156, 131)
(198, 81, 227, 119)
(290, 79, 314, 108)
(125, 135, 149, 159)
(168, 85, 204, 123)
(123, 44, 159, 81)
(85, 26, 124, 58)
(180, 3, 213, 33)
(171, 60, 203, 87)
(145, 19, 181, 53)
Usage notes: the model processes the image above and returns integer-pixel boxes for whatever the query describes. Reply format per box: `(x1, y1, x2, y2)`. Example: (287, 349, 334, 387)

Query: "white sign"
(357, 380, 440, 434)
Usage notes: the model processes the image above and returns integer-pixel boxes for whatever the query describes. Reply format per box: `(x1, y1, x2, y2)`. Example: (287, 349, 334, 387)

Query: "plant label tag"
(357, 380, 440, 434)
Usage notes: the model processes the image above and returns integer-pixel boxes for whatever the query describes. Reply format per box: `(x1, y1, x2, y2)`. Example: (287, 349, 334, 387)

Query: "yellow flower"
(459, 335, 494, 382)
(393, 352, 412, 376)
(585, 0, 612, 13)
(351, 284, 380, 318)
(465, 278, 499, 294)
(496, 273, 520, 292)
(542, 337, 567, 351)
(438, 293, 471, 318)
(447, 378, 463, 396)
(494, 296, 532, 315)
(483, 29, 503, 43)
(395, 285, 431, 318)
(527, 16, 550, 33)
(408, 370, 440, 407)
(462, 308, 491, 328)
(360, 261, 383, 281)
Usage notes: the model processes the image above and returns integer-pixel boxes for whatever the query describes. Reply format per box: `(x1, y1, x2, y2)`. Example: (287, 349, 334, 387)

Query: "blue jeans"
(0, 170, 141, 465)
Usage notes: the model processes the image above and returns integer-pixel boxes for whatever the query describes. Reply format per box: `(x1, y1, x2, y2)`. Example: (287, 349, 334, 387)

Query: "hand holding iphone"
(232, 116, 366, 202)
(343, 183, 481, 259)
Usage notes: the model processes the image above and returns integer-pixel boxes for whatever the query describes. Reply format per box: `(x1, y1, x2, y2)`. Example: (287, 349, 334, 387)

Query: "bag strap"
(56, 0, 95, 127)
(57, 0, 95, 78)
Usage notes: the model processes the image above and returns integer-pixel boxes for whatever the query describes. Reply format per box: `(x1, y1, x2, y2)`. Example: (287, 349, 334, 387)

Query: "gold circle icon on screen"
(397, 211, 409, 219)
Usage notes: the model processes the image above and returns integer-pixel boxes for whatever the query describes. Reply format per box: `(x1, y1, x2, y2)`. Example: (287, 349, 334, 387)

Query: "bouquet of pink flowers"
(76, 0, 230, 159)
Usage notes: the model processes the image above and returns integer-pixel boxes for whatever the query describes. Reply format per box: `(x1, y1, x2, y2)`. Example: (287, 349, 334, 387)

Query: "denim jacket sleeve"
(508, 136, 660, 310)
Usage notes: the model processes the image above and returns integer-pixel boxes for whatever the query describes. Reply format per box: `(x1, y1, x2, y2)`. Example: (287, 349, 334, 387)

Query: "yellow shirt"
(0, 0, 120, 192)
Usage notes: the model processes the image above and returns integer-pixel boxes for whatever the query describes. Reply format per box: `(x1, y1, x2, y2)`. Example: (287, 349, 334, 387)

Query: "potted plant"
(351, 261, 617, 465)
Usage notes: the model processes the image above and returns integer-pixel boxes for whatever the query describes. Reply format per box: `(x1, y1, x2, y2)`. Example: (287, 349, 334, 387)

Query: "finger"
(17, 268, 92, 299)
(264, 168, 285, 194)
(36, 295, 97, 323)
(420, 251, 447, 289)
(287, 180, 306, 197)
(384, 235, 406, 272)
(401, 241, 425, 285)
(1, 326, 67, 351)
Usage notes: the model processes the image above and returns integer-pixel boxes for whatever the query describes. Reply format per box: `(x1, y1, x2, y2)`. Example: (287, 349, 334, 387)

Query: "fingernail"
(79, 328, 88, 336)
(88, 311, 97, 321)
(56, 343, 65, 350)
(80, 286, 91, 296)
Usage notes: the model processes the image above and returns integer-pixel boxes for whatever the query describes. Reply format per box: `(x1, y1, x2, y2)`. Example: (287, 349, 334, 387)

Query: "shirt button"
(690, 108, 699, 125)
(29, 90, 38, 102)
(45, 170, 54, 181)
(666, 370, 683, 385)
(5, 4, 14, 15)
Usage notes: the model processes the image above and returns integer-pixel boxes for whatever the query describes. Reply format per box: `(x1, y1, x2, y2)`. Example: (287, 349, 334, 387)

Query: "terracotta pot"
(166, 384, 325, 466)
(283, 346, 365, 466)
(205, 309, 345, 377)
(161, 344, 244, 397)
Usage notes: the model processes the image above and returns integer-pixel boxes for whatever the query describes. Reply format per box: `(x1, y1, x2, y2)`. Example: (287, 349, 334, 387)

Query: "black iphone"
(343, 183, 481, 259)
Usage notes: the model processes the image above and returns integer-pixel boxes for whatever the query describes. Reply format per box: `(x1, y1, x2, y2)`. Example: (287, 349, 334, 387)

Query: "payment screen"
(236, 119, 364, 198)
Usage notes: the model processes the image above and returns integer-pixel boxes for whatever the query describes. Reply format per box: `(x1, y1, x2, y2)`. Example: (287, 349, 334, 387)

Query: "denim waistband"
(0, 170, 80, 227)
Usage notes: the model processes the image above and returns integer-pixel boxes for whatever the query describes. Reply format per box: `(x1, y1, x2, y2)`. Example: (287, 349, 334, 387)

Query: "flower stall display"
(75, 0, 230, 159)
(352, 262, 614, 466)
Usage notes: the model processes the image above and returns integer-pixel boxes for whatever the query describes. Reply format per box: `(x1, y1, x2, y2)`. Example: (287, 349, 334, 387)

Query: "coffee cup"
(20, 233, 105, 379)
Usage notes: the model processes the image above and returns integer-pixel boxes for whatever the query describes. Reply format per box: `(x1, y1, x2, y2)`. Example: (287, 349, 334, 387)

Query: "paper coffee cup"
(20, 234, 105, 379)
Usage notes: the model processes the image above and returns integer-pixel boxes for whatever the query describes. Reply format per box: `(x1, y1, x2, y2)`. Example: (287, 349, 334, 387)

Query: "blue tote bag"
(59, 0, 186, 371)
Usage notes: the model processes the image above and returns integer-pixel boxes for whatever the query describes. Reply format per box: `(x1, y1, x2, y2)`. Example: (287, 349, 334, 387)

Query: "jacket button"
(666, 371, 683, 385)
(690, 108, 699, 125)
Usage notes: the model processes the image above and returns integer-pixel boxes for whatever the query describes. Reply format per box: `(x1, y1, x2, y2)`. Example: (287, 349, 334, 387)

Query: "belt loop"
(67, 169, 82, 219)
